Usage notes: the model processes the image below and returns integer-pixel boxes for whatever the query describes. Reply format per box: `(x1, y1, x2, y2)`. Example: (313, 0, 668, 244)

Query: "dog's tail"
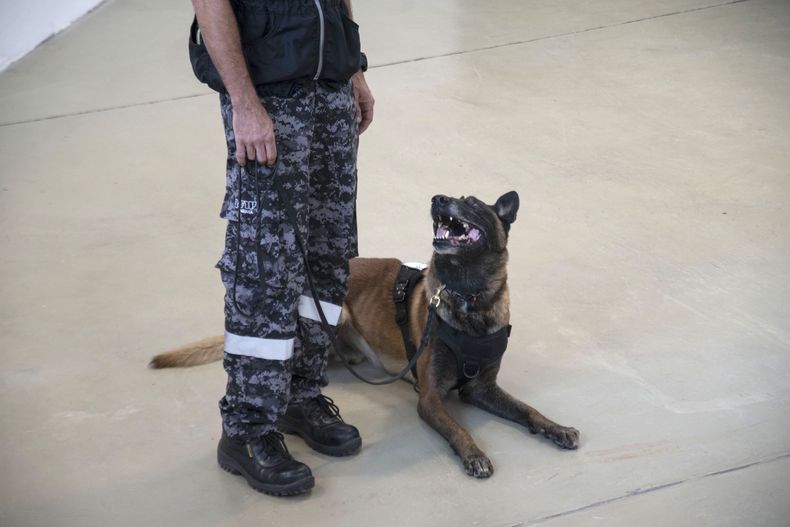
(149, 336, 224, 369)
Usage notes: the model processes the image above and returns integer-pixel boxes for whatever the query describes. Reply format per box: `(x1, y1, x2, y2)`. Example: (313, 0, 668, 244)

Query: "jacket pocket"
(321, 8, 361, 82)
(244, 12, 319, 84)
(236, 2, 280, 45)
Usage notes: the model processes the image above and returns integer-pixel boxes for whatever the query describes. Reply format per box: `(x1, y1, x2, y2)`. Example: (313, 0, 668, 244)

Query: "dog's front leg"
(417, 390, 494, 478)
(460, 381, 580, 450)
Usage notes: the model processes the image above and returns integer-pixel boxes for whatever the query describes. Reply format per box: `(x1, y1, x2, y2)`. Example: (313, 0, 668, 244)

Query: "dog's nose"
(432, 195, 450, 205)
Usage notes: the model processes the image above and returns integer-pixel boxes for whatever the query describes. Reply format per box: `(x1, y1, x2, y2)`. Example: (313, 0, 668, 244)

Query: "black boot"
(217, 431, 314, 496)
(279, 394, 361, 456)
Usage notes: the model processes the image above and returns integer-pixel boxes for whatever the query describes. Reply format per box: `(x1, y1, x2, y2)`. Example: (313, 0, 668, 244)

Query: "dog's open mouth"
(433, 215, 483, 246)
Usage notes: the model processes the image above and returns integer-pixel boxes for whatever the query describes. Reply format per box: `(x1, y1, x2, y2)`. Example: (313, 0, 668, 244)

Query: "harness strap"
(436, 318, 512, 387)
(393, 265, 426, 381)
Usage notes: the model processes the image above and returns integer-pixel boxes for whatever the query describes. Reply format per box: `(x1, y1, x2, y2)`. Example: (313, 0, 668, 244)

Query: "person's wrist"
(228, 84, 260, 110)
(352, 70, 366, 83)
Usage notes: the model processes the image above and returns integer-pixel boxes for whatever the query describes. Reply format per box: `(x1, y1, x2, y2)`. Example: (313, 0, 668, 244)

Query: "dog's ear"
(494, 191, 519, 225)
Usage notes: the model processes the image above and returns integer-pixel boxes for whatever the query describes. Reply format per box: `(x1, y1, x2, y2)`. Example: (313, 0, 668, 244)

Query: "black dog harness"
(436, 319, 511, 384)
(393, 265, 425, 380)
(393, 265, 512, 388)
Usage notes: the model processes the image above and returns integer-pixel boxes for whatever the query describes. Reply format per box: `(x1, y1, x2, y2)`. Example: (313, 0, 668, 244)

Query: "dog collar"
(444, 287, 483, 306)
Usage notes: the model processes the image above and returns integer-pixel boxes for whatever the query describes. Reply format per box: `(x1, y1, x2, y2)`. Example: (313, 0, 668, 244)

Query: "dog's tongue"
(468, 228, 481, 241)
(436, 226, 450, 238)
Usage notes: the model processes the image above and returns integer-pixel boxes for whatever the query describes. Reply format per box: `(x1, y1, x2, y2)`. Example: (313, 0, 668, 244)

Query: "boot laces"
(305, 394, 344, 425)
(259, 431, 289, 455)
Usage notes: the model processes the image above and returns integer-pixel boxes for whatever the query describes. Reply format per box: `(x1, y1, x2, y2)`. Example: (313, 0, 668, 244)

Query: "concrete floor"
(1, 0, 789, 525)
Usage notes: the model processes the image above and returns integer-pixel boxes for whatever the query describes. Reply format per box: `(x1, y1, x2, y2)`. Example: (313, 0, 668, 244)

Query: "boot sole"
(280, 425, 362, 457)
(217, 448, 314, 497)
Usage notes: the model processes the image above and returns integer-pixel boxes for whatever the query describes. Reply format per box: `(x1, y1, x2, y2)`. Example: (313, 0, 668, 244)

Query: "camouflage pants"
(215, 80, 358, 441)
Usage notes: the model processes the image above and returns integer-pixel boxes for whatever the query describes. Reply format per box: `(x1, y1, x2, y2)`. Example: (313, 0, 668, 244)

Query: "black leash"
(231, 161, 275, 318)
(239, 160, 440, 386)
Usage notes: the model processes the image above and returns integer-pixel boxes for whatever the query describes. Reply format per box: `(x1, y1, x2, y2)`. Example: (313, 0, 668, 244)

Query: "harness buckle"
(393, 280, 410, 303)
(429, 285, 445, 309)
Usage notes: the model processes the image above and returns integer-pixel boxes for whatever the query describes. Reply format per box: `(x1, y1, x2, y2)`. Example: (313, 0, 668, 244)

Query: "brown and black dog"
(150, 191, 579, 478)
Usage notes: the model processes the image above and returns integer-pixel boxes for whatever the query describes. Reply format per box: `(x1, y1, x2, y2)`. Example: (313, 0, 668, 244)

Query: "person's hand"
(352, 71, 375, 134)
(231, 95, 277, 166)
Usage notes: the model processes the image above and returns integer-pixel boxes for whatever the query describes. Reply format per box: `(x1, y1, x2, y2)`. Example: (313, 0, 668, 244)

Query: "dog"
(150, 191, 580, 478)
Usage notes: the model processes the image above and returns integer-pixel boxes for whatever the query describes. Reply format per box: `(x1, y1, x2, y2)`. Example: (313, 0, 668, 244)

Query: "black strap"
(393, 265, 426, 381)
(436, 318, 512, 386)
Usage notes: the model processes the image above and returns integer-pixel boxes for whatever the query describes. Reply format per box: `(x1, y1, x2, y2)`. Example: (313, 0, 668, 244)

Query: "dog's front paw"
(546, 425, 580, 450)
(463, 453, 494, 478)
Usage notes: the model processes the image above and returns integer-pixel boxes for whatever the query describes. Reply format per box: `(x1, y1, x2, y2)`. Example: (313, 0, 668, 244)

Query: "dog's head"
(431, 191, 519, 256)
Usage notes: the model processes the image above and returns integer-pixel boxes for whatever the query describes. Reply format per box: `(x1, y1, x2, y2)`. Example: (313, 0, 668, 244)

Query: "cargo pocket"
(215, 209, 287, 291)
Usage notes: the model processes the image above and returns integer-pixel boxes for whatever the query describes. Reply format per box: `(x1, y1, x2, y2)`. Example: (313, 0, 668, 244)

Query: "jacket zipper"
(312, 0, 325, 80)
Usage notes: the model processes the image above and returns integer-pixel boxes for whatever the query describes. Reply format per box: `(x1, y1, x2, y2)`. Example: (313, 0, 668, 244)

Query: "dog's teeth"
(449, 216, 454, 222)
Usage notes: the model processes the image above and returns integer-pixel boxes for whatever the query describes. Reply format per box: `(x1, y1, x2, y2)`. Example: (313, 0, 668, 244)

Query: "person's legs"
(278, 81, 361, 457)
(214, 89, 318, 495)
(290, 81, 359, 401)
(216, 89, 315, 440)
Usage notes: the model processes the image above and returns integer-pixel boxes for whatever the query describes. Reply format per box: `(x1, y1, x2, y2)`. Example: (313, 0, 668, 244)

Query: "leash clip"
(429, 285, 446, 309)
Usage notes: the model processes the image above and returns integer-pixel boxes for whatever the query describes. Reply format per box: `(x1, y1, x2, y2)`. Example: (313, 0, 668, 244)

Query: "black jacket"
(189, 0, 361, 93)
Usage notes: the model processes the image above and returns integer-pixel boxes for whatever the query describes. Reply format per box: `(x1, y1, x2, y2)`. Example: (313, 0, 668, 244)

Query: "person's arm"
(343, 0, 375, 134)
(192, 0, 276, 165)
(342, 0, 353, 18)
